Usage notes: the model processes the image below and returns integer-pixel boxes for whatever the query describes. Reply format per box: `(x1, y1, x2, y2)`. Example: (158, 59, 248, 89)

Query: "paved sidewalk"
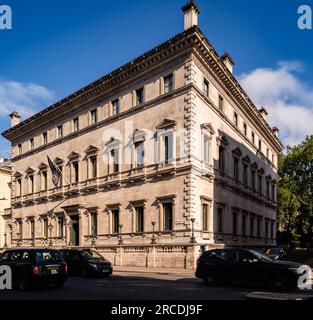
(114, 266, 195, 276)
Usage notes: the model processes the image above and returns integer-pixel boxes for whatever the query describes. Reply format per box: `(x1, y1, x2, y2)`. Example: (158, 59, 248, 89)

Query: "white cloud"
(0, 79, 54, 119)
(238, 61, 313, 147)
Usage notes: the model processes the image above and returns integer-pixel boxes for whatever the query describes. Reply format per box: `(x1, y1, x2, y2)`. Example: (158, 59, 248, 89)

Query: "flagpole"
(46, 152, 75, 189)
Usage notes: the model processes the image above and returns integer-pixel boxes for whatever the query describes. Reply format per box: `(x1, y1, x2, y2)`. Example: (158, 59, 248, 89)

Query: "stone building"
(1, 1, 283, 269)
(0, 157, 11, 248)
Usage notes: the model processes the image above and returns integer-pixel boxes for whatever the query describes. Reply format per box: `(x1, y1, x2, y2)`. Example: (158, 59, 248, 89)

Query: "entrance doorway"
(70, 215, 80, 246)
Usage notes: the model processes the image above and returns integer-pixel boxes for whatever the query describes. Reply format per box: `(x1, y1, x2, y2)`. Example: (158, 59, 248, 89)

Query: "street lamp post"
(118, 224, 124, 245)
(48, 223, 53, 247)
(190, 218, 196, 243)
(151, 221, 157, 244)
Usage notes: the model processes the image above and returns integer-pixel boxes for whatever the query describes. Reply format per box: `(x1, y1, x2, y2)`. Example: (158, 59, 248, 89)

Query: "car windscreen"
(81, 250, 105, 261)
(35, 250, 64, 263)
(249, 249, 273, 262)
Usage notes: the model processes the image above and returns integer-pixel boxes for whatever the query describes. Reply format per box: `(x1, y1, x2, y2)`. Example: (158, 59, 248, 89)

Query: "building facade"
(1, 1, 283, 269)
(0, 157, 11, 248)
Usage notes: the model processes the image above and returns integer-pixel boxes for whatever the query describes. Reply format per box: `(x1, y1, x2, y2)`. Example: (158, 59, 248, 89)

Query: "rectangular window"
(272, 154, 275, 165)
(163, 202, 173, 231)
(258, 174, 263, 195)
(257, 217, 261, 238)
(111, 209, 119, 234)
(43, 132, 48, 145)
(250, 215, 254, 237)
(136, 206, 144, 233)
(17, 221, 23, 239)
(90, 212, 97, 235)
(42, 218, 48, 238)
(30, 220, 35, 239)
(232, 212, 238, 235)
(29, 175, 34, 194)
(42, 171, 48, 191)
(271, 184, 275, 201)
(233, 157, 239, 182)
(112, 99, 120, 115)
(57, 125, 63, 139)
(164, 74, 174, 93)
(164, 133, 174, 164)
(202, 204, 208, 231)
(18, 144, 22, 155)
(30, 138, 34, 150)
(218, 95, 224, 112)
(219, 146, 225, 174)
(73, 118, 79, 132)
(217, 208, 223, 233)
(17, 179, 22, 196)
(136, 88, 145, 105)
(90, 156, 97, 179)
(58, 217, 64, 238)
(135, 141, 145, 167)
(242, 214, 246, 236)
(266, 180, 270, 199)
(110, 149, 119, 173)
(243, 123, 247, 136)
(233, 112, 238, 127)
(251, 169, 256, 191)
(72, 162, 79, 183)
(243, 164, 248, 187)
(203, 79, 209, 97)
(251, 132, 255, 144)
(203, 134, 210, 163)
(265, 220, 269, 239)
(91, 109, 97, 125)
(258, 139, 262, 151)
(271, 221, 275, 239)
(266, 148, 269, 159)
(58, 166, 63, 187)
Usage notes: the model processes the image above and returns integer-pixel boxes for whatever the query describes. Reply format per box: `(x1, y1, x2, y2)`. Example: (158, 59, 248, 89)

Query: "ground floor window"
(135, 206, 144, 233)
(217, 208, 223, 233)
(232, 212, 238, 235)
(58, 216, 64, 238)
(111, 209, 119, 234)
(42, 217, 48, 238)
(90, 212, 97, 235)
(202, 204, 209, 231)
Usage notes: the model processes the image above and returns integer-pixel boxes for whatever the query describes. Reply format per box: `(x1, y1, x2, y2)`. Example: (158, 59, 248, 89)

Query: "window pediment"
(232, 147, 242, 158)
(201, 123, 215, 135)
(258, 168, 265, 175)
(242, 155, 251, 164)
(68, 151, 80, 160)
(132, 129, 146, 143)
(85, 145, 100, 154)
(156, 119, 177, 130)
(25, 167, 35, 175)
(54, 157, 64, 165)
(13, 171, 23, 178)
(251, 162, 258, 170)
(217, 135, 229, 146)
(38, 162, 48, 171)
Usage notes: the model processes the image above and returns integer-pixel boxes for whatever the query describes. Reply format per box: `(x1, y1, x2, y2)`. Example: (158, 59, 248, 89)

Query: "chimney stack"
(259, 107, 268, 120)
(221, 52, 234, 74)
(272, 127, 279, 137)
(182, 0, 200, 31)
(9, 111, 21, 128)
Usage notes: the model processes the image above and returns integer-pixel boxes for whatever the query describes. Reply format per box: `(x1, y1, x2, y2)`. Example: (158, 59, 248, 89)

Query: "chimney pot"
(182, 0, 200, 30)
(259, 107, 268, 120)
(272, 127, 279, 137)
(221, 52, 234, 74)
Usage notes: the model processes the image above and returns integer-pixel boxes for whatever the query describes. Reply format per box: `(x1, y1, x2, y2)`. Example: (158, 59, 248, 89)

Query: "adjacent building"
(1, 1, 283, 268)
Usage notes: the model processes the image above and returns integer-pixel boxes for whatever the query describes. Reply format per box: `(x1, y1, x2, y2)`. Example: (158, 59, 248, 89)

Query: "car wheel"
(18, 277, 30, 291)
(204, 272, 218, 286)
(270, 274, 291, 291)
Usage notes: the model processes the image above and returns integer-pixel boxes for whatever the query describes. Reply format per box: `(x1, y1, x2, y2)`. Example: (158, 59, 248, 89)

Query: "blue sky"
(0, 0, 313, 157)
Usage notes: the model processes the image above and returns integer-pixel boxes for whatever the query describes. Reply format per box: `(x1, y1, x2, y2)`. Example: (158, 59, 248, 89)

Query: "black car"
(61, 249, 113, 277)
(0, 248, 68, 290)
(196, 248, 309, 291)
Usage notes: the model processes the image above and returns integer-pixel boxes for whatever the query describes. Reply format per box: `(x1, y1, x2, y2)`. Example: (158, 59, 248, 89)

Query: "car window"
(21, 252, 31, 262)
(11, 252, 22, 262)
(238, 250, 256, 263)
(35, 251, 63, 263)
(201, 250, 222, 261)
(0, 252, 10, 262)
(69, 252, 81, 261)
(220, 250, 237, 262)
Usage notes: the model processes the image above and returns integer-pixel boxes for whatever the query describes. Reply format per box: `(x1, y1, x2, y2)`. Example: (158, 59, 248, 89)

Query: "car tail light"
(64, 263, 68, 273)
(33, 265, 40, 275)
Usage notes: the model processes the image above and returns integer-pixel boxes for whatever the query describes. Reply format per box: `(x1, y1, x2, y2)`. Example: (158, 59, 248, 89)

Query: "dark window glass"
(232, 212, 238, 235)
(90, 156, 97, 178)
(202, 204, 208, 231)
(73, 118, 79, 132)
(112, 210, 119, 234)
(91, 109, 97, 125)
(43, 132, 48, 145)
(219, 146, 225, 173)
(217, 208, 223, 233)
(220, 250, 236, 262)
(164, 74, 174, 93)
(136, 88, 145, 105)
(163, 202, 173, 231)
(204, 79, 209, 96)
(242, 214, 246, 236)
(136, 207, 144, 233)
(58, 125, 63, 139)
(91, 212, 97, 235)
(73, 162, 79, 183)
(234, 157, 239, 182)
(218, 95, 224, 112)
(250, 216, 254, 237)
(164, 134, 173, 164)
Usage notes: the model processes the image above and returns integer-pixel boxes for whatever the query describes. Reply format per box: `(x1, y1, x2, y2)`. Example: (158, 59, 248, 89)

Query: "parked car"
(60, 249, 113, 277)
(265, 247, 288, 261)
(0, 248, 68, 291)
(196, 248, 308, 291)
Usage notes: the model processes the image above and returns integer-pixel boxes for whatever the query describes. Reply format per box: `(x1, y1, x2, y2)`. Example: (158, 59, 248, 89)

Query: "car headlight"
(89, 263, 98, 270)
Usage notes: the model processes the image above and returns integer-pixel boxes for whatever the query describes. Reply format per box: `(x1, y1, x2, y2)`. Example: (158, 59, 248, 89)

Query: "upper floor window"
(257, 217, 262, 237)
(28, 175, 34, 194)
(251, 167, 256, 191)
(250, 215, 255, 237)
(42, 217, 48, 238)
(136, 88, 145, 105)
(203, 79, 209, 97)
(243, 123, 247, 136)
(57, 125, 63, 139)
(203, 133, 210, 163)
(164, 133, 174, 164)
(135, 141, 145, 167)
(243, 163, 248, 187)
(112, 99, 120, 116)
(18, 144, 22, 155)
(43, 132, 48, 145)
(91, 109, 97, 125)
(90, 212, 97, 235)
(111, 209, 119, 234)
(202, 204, 209, 231)
(251, 132, 255, 145)
(219, 146, 225, 174)
(73, 118, 79, 132)
(217, 207, 223, 233)
(233, 112, 238, 127)
(110, 149, 119, 173)
(266, 148, 269, 159)
(272, 154, 275, 165)
(16, 178, 22, 196)
(135, 206, 144, 233)
(218, 95, 224, 112)
(233, 157, 240, 183)
(89, 156, 97, 179)
(41, 171, 48, 191)
(30, 138, 34, 150)
(164, 74, 174, 93)
(232, 211, 238, 235)
(258, 139, 262, 151)
(72, 161, 79, 183)
(242, 214, 247, 236)
(58, 216, 65, 238)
